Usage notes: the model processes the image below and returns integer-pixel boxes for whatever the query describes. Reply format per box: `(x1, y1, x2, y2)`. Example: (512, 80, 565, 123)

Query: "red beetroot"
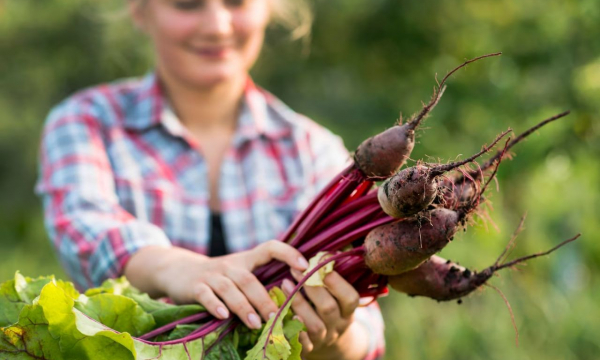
(354, 53, 502, 180)
(388, 234, 580, 301)
(364, 149, 509, 278)
(388, 255, 486, 301)
(364, 208, 461, 276)
(378, 130, 510, 219)
(436, 111, 571, 208)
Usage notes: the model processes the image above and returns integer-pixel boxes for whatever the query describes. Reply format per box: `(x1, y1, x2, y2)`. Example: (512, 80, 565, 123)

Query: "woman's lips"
(193, 46, 232, 60)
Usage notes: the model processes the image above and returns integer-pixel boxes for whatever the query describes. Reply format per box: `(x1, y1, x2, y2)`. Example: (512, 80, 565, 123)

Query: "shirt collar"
(124, 72, 293, 142)
(124, 72, 164, 131)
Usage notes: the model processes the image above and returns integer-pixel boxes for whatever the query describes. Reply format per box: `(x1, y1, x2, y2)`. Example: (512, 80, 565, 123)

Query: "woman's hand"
(125, 241, 309, 330)
(281, 270, 370, 360)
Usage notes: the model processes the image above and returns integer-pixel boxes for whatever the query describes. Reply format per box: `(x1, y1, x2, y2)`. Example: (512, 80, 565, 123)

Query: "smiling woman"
(35, 0, 385, 359)
(128, 0, 272, 87)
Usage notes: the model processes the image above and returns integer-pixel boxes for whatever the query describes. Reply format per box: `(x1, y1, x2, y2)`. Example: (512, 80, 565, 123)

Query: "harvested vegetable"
(0, 53, 578, 359)
(388, 232, 580, 301)
(377, 130, 510, 219)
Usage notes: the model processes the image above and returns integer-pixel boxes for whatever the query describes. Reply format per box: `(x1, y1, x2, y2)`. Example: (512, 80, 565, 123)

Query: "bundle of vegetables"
(0, 53, 580, 360)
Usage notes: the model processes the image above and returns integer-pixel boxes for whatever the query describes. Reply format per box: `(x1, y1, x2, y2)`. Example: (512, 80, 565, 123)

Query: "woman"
(36, 0, 384, 359)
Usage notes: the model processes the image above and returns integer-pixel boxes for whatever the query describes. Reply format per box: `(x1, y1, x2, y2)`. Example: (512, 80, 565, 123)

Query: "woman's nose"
(200, 2, 233, 38)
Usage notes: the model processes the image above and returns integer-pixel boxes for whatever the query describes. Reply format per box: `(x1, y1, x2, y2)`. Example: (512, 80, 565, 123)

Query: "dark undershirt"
(209, 212, 229, 257)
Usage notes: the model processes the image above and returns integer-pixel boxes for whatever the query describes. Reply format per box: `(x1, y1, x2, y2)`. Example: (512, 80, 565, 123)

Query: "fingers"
(282, 279, 328, 345)
(227, 267, 278, 321)
(192, 282, 230, 320)
(247, 240, 309, 272)
(295, 316, 314, 358)
(292, 269, 359, 319)
(207, 277, 263, 329)
(321, 271, 360, 318)
(299, 331, 313, 357)
(289, 271, 340, 344)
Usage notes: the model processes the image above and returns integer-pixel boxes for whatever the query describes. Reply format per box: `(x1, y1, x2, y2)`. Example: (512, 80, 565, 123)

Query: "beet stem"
(311, 190, 379, 236)
(280, 164, 355, 244)
(321, 215, 395, 252)
(261, 247, 365, 358)
(137, 312, 211, 340)
(258, 205, 385, 282)
(290, 168, 364, 248)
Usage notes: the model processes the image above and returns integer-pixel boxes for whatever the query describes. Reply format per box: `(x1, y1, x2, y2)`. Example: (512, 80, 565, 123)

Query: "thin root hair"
(485, 283, 519, 347)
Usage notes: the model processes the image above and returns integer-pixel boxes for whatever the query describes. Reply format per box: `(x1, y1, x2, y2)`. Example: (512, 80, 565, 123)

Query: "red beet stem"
(260, 247, 365, 358)
(258, 206, 387, 282)
(289, 168, 365, 248)
(138, 312, 211, 340)
(280, 164, 356, 244)
(310, 191, 379, 236)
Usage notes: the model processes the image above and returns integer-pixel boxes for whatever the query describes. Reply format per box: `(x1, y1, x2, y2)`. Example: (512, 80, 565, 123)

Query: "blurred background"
(0, 0, 599, 359)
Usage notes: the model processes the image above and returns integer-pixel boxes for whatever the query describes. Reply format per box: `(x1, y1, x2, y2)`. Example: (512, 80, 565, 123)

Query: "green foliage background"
(0, 0, 598, 359)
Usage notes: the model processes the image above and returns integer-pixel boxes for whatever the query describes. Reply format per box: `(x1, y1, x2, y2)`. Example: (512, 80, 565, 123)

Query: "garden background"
(1, 0, 599, 359)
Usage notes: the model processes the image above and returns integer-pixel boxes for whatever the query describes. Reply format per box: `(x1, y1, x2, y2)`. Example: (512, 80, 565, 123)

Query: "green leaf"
(13, 273, 55, 304)
(74, 293, 156, 336)
(269, 287, 294, 322)
(2, 278, 222, 360)
(303, 252, 335, 287)
(287, 331, 302, 360)
(131, 295, 203, 328)
(87, 277, 204, 328)
(84, 277, 134, 297)
(0, 279, 23, 328)
(269, 287, 287, 308)
(0, 304, 64, 360)
(282, 319, 303, 342)
(205, 334, 242, 360)
(236, 325, 262, 351)
(0, 273, 67, 327)
(244, 290, 302, 360)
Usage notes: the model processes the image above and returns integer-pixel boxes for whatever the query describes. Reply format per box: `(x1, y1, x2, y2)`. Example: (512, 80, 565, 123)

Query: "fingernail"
(269, 312, 276, 319)
(298, 257, 309, 270)
(248, 313, 262, 329)
(217, 307, 229, 319)
(282, 279, 294, 294)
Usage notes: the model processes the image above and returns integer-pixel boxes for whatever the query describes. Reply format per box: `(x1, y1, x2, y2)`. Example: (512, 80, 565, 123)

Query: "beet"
(364, 208, 460, 276)
(355, 53, 503, 180)
(435, 111, 571, 208)
(389, 234, 580, 301)
(378, 130, 510, 219)
(388, 255, 489, 301)
(354, 121, 419, 180)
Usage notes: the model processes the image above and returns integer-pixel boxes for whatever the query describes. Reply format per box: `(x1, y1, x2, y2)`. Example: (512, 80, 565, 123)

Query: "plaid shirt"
(36, 73, 384, 359)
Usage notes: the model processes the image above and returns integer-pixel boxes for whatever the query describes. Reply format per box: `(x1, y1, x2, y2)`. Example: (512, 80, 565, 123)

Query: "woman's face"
(131, 0, 270, 88)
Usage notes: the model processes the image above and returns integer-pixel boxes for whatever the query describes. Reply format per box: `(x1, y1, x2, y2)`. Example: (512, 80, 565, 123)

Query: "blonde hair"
(269, 0, 313, 41)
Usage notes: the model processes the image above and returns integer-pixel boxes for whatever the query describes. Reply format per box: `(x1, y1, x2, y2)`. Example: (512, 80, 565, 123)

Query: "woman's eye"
(173, 1, 201, 10)
(225, 0, 245, 7)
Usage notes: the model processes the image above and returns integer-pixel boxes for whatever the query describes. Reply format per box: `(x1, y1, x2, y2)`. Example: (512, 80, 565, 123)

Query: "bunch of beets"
(135, 53, 579, 355)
